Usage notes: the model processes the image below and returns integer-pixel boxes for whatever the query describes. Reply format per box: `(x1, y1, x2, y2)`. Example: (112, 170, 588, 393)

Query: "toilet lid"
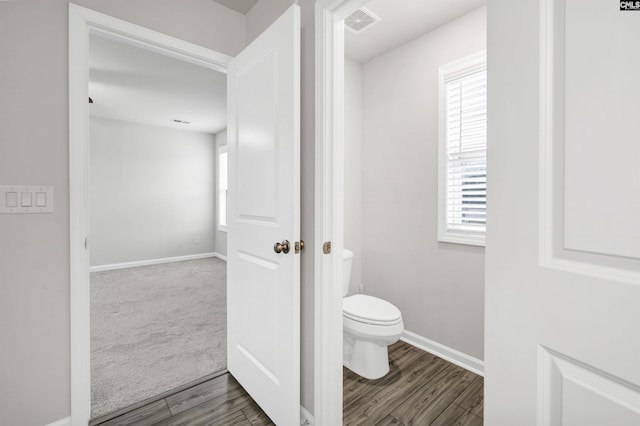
(343, 294, 402, 324)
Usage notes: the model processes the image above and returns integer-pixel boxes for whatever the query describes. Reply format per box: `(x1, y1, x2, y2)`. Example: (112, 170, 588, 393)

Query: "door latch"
(294, 240, 305, 254)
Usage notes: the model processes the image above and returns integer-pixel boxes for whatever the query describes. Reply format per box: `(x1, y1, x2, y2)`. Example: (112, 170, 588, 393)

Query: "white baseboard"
(401, 330, 484, 376)
(213, 252, 227, 261)
(300, 405, 314, 425)
(45, 417, 70, 426)
(90, 252, 224, 272)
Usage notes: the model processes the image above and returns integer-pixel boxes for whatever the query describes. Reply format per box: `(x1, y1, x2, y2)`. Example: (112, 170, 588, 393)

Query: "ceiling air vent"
(345, 7, 381, 35)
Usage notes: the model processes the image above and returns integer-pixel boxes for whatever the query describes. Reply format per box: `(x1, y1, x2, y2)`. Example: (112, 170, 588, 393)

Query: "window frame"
(217, 144, 228, 232)
(437, 50, 487, 247)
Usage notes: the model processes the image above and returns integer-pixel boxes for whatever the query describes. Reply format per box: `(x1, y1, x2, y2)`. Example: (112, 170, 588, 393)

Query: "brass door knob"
(274, 240, 291, 254)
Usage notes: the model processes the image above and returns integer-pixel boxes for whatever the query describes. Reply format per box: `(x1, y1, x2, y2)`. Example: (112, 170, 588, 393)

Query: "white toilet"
(342, 249, 404, 380)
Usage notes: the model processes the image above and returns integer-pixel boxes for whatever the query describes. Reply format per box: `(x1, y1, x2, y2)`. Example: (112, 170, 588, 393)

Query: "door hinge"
(294, 240, 305, 254)
(84, 237, 88, 250)
(323, 241, 331, 254)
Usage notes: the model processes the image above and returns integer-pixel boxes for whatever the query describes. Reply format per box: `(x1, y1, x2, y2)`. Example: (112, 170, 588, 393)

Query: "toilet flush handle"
(274, 240, 291, 254)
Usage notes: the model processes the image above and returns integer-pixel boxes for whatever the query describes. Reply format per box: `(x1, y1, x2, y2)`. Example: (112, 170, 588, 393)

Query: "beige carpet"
(90, 257, 227, 418)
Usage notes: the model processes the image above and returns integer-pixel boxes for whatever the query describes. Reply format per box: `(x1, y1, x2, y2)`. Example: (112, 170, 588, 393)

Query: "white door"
(486, 0, 640, 425)
(226, 5, 300, 426)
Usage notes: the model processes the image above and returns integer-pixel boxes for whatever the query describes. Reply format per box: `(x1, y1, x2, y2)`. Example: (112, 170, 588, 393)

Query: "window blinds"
(444, 68, 487, 234)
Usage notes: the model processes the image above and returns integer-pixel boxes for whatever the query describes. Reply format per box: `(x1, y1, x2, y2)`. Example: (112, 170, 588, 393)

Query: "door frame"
(68, 4, 231, 425)
(313, 1, 368, 425)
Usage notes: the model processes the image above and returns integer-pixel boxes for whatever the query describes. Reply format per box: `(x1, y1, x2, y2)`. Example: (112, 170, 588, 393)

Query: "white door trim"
(68, 4, 231, 425)
(313, 1, 368, 424)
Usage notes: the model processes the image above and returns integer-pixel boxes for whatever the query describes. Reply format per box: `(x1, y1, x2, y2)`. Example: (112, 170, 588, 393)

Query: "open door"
(226, 5, 300, 426)
(486, 0, 640, 424)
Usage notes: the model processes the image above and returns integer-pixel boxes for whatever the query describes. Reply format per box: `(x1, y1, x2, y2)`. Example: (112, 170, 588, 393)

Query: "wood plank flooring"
(343, 341, 483, 426)
(93, 373, 273, 426)
(93, 341, 483, 426)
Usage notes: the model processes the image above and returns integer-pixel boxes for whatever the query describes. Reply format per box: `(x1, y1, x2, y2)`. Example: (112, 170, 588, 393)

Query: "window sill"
(438, 232, 485, 247)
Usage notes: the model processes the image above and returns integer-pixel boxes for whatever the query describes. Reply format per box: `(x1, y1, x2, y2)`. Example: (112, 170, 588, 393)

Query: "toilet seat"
(343, 294, 402, 326)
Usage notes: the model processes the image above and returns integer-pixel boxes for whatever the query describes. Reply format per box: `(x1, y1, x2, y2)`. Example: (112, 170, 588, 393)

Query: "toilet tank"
(343, 248, 354, 297)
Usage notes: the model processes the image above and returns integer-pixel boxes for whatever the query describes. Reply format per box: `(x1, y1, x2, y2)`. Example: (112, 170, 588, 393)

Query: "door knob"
(274, 240, 291, 254)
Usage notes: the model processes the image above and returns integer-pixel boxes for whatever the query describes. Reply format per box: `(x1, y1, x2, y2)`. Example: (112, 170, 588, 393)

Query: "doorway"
(314, 0, 487, 423)
(341, 1, 486, 423)
(70, 5, 232, 425)
(86, 31, 229, 420)
(71, 5, 303, 426)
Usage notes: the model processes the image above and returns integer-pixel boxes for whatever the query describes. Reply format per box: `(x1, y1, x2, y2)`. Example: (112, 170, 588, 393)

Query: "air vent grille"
(345, 8, 381, 35)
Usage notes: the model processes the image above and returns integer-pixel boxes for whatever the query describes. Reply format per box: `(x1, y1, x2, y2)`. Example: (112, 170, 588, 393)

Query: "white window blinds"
(438, 52, 487, 246)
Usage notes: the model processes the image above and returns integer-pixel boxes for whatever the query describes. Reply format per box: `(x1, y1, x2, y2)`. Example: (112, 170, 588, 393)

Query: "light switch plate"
(0, 185, 54, 214)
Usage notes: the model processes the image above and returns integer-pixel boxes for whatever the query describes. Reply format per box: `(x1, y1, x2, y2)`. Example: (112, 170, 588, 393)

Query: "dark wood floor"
(343, 341, 483, 425)
(94, 373, 273, 426)
(93, 341, 483, 426)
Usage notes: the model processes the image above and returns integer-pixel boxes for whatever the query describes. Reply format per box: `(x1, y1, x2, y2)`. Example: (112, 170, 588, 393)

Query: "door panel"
(486, 0, 640, 424)
(562, 0, 640, 260)
(539, 347, 640, 426)
(236, 50, 279, 219)
(226, 5, 300, 426)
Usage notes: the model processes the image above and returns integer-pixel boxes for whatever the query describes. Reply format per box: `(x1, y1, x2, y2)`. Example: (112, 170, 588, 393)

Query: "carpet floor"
(90, 257, 227, 418)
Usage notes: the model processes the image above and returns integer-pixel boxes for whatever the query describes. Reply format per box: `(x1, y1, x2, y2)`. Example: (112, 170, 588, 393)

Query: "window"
(218, 145, 228, 231)
(438, 51, 487, 246)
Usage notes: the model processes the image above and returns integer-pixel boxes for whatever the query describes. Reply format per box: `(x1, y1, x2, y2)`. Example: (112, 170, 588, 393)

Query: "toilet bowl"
(342, 249, 404, 379)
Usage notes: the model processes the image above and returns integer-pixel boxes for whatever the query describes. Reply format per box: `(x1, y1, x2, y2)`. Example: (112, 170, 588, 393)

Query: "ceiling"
(89, 33, 227, 134)
(345, 0, 486, 64)
(87, 0, 485, 132)
(212, 0, 258, 15)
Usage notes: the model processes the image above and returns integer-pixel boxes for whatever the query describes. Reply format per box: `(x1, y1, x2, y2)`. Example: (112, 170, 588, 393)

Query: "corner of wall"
(245, 0, 296, 44)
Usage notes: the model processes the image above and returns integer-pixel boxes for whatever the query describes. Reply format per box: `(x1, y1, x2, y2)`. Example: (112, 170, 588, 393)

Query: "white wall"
(360, 7, 487, 360)
(0, 1, 245, 425)
(344, 58, 363, 294)
(215, 129, 228, 256)
(89, 117, 216, 266)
